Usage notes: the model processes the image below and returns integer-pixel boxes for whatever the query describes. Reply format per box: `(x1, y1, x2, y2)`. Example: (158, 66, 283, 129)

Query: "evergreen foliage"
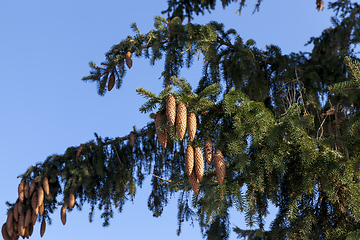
(4, 0, 360, 240)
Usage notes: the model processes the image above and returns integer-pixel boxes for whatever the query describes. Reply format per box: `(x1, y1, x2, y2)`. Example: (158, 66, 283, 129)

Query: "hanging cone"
(18, 213, 25, 237)
(214, 149, 225, 186)
(24, 224, 30, 239)
(204, 139, 213, 165)
(166, 94, 176, 126)
(42, 178, 50, 196)
(188, 171, 199, 195)
(155, 112, 167, 148)
(24, 209, 31, 227)
(2, 223, 9, 240)
(13, 201, 19, 222)
(31, 210, 37, 226)
(108, 72, 115, 91)
(40, 219, 46, 237)
(6, 210, 13, 237)
(28, 222, 33, 237)
(24, 182, 29, 199)
(29, 180, 36, 197)
(37, 187, 44, 209)
(185, 145, 194, 176)
(125, 52, 133, 69)
(61, 205, 67, 225)
(31, 192, 38, 215)
(129, 132, 135, 148)
(39, 203, 44, 216)
(176, 102, 187, 141)
(187, 112, 197, 142)
(69, 194, 75, 211)
(18, 182, 24, 203)
(13, 221, 18, 235)
(194, 147, 204, 182)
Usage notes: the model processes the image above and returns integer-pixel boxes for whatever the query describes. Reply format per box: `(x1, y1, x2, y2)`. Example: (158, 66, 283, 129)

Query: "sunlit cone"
(194, 147, 204, 182)
(24, 182, 29, 199)
(24, 209, 31, 227)
(125, 52, 132, 69)
(155, 112, 167, 148)
(61, 205, 67, 225)
(108, 72, 115, 91)
(43, 178, 50, 196)
(13, 201, 19, 222)
(18, 213, 25, 237)
(2, 223, 9, 240)
(69, 194, 75, 211)
(130, 132, 135, 148)
(29, 180, 36, 197)
(6, 210, 13, 237)
(316, 0, 324, 10)
(31, 211, 37, 226)
(185, 145, 194, 176)
(18, 182, 24, 202)
(188, 171, 199, 195)
(166, 94, 176, 126)
(214, 149, 225, 186)
(204, 139, 213, 165)
(37, 187, 44, 209)
(39, 203, 44, 216)
(40, 219, 46, 237)
(31, 193, 38, 215)
(187, 112, 197, 142)
(176, 102, 187, 141)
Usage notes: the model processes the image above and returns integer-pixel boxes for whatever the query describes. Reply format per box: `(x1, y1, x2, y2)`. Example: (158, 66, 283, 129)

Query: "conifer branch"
(152, 174, 172, 182)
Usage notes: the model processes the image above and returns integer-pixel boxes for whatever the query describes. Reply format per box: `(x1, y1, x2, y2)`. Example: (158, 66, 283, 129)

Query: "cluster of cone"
(2, 178, 75, 240)
(108, 52, 133, 92)
(155, 94, 226, 195)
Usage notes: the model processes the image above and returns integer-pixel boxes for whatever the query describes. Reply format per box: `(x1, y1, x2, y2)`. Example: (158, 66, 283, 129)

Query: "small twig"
(180, 44, 191, 55)
(112, 144, 123, 165)
(152, 174, 172, 182)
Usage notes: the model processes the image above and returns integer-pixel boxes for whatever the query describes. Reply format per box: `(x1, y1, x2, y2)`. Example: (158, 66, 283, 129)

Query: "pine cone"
(108, 72, 115, 91)
(37, 187, 44, 209)
(28, 222, 33, 237)
(204, 139, 213, 165)
(166, 94, 176, 126)
(187, 112, 197, 142)
(6, 210, 13, 237)
(188, 171, 199, 195)
(2, 223, 8, 240)
(29, 180, 36, 197)
(69, 194, 75, 211)
(185, 145, 194, 176)
(24, 182, 29, 199)
(18, 182, 24, 202)
(13, 221, 18, 235)
(155, 112, 167, 148)
(13, 201, 19, 222)
(125, 52, 133, 69)
(24, 224, 30, 238)
(43, 178, 50, 196)
(61, 205, 67, 225)
(176, 102, 187, 141)
(18, 213, 25, 237)
(39, 203, 44, 216)
(31, 192, 38, 215)
(24, 209, 31, 227)
(194, 147, 204, 182)
(31, 210, 37, 226)
(40, 219, 46, 237)
(130, 132, 135, 148)
(214, 149, 225, 186)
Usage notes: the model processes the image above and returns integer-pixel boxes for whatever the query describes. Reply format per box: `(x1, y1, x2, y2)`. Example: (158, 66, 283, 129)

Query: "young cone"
(24, 182, 29, 199)
(37, 187, 44, 209)
(24, 209, 31, 227)
(155, 112, 167, 148)
(108, 72, 115, 91)
(176, 102, 187, 141)
(29, 180, 36, 197)
(125, 52, 132, 69)
(204, 139, 213, 165)
(18, 182, 24, 203)
(40, 219, 46, 237)
(214, 149, 225, 186)
(194, 147, 204, 182)
(188, 171, 199, 195)
(69, 194, 75, 211)
(61, 205, 67, 225)
(6, 210, 13, 237)
(42, 178, 50, 196)
(166, 94, 176, 126)
(2, 223, 9, 240)
(187, 112, 197, 142)
(185, 145, 194, 176)
(129, 132, 135, 148)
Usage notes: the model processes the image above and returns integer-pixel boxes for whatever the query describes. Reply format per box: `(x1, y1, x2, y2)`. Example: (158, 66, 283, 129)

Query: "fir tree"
(3, 0, 360, 240)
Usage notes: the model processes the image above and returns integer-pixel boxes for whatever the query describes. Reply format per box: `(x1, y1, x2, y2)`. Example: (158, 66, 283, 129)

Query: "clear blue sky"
(0, 1, 334, 239)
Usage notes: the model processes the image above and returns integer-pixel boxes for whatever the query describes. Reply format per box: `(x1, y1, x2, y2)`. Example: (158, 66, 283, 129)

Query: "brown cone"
(13, 221, 18, 234)
(39, 203, 44, 216)
(24, 209, 31, 227)
(37, 187, 44, 209)
(31, 192, 38, 215)
(2, 223, 9, 240)
(194, 147, 204, 182)
(188, 171, 199, 195)
(187, 112, 197, 142)
(61, 205, 67, 225)
(6, 210, 13, 237)
(31, 211, 37, 226)
(204, 139, 213, 165)
(28, 222, 33, 237)
(214, 149, 225, 186)
(155, 112, 167, 148)
(130, 132, 135, 148)
(18, 213, 25, 237)
(176, 102, 187, 141)
(43, 178, 50, 196)
(69, 194, 75, 211)
(24, 182, 29, 199)
(166, 94, 176, 126)
(185, 145, 194, 176)
(108, 72, 115, 91)
(24, 224, 29, 239)
(29, 180, 36, 197)
(18, 182, 24, 203)
(125, 52, 132, 69)
(40, 219, 46, 237)
(14, 201, 19, 222)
